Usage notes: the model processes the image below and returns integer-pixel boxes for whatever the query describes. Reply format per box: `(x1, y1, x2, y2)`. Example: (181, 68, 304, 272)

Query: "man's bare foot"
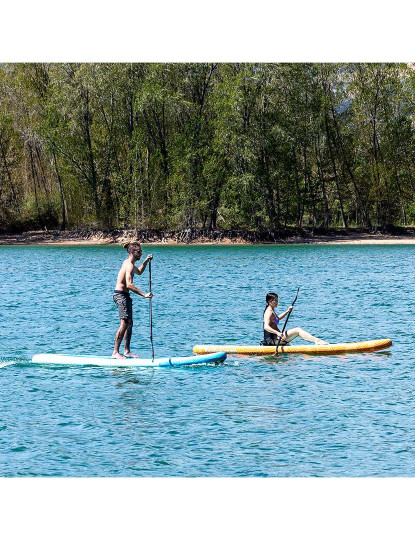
(112, 352, 125, 359)
(124, 351, 141, 358)
(315, 339, 329, 345)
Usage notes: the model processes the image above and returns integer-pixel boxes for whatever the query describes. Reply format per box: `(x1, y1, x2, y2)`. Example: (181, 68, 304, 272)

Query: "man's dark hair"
(123, 241, 141, 254)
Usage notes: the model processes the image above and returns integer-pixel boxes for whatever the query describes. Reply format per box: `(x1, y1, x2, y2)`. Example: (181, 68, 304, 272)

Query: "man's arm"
(135, 254, 153, 275)
(126, 265, 151, 297)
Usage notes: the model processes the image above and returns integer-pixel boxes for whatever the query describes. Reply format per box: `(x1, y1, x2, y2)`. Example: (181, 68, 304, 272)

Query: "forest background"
(1, 63, 415, 235)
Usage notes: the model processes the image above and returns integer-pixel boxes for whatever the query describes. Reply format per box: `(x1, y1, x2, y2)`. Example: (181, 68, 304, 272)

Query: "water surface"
(0, 244, 414, 476)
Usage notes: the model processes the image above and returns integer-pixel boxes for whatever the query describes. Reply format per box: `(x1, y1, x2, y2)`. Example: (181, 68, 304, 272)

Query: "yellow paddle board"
(193, 338, 392, 356)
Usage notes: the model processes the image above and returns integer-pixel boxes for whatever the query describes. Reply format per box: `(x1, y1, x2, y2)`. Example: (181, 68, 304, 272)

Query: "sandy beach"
(1, 228, 415, 246)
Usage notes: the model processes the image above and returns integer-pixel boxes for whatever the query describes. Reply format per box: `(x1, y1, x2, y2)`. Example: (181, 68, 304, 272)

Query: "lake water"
(0, 244, 414, 477)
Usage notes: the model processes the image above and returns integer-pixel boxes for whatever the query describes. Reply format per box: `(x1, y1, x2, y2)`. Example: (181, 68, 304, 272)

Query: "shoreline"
(1, 228, 415, 246)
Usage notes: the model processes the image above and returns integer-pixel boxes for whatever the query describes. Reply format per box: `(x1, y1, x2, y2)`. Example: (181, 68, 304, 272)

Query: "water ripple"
(0, 244, 414, 476)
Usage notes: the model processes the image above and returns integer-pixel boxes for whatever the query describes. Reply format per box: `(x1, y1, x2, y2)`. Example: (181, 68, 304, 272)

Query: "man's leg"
(124, 319, 140, 358)
(123, 296, 140, 358)
(112, 319, 129, 358)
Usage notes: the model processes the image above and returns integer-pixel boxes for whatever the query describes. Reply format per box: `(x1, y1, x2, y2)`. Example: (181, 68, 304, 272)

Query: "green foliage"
(1, 62, 415, 232)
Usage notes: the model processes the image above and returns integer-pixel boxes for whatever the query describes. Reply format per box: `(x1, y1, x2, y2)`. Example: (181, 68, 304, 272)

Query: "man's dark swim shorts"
(113, 290, 133, 320)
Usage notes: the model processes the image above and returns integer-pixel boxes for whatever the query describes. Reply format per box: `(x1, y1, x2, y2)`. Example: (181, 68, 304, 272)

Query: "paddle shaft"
(149, 259, 154, 361)
(275, 287, 300, 356)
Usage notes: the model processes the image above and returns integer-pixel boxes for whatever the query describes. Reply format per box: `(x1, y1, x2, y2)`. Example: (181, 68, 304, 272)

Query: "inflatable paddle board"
(32, 351, 226, 367)
(193, 338, 392, 356)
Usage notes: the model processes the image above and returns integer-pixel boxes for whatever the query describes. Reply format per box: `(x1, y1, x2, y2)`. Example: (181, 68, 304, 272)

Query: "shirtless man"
(112, 242, 153, 359)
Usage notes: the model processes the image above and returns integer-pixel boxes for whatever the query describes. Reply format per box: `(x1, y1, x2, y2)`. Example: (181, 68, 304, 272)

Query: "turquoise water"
(0, 244, 414, 477)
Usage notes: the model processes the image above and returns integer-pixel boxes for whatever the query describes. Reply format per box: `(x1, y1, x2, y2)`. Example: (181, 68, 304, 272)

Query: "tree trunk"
(82, 89, 99, 219)
(370, 83, 385, 228)
(329, 97, 371, 227)
(28, 143, 42, 223)
(0, 135, 18, 205)
(293, 149, 303, 227)
(146, 147, 151, 219)
(314, 137, 330, 228)
(393, 164, 407, 225)
(35, 143, 50, 196)
(325, 115, 347, 228)
(52, 151, 66, 230)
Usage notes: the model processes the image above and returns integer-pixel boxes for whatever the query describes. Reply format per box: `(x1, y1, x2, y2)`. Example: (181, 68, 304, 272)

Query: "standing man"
(112, 242, 153, 359)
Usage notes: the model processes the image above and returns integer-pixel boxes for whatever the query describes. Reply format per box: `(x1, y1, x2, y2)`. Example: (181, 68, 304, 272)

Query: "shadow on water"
(229, 348, 393, 365)
(256, 356, 296, 365)
(111, 367, 157, 388)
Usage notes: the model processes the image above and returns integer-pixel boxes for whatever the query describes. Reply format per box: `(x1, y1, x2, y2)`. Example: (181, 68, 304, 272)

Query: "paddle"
(275, 287, 300, 356)
(149, 259, 155, 361)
